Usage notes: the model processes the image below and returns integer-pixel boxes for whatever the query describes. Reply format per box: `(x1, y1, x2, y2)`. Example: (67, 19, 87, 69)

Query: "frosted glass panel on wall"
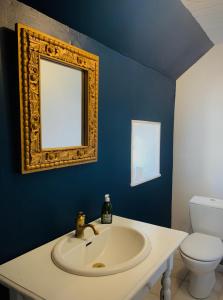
(131, 120, 161, 186)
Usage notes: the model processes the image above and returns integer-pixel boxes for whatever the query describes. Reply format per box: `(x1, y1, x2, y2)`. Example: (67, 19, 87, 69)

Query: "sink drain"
(92, 262, 106, 268)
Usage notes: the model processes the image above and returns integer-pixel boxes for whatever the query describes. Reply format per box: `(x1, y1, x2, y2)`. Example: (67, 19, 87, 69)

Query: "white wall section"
(172, 44, 223, 232)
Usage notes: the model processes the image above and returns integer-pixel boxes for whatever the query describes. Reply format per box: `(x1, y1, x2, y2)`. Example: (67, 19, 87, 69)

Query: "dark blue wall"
(0, 4, 175, 298)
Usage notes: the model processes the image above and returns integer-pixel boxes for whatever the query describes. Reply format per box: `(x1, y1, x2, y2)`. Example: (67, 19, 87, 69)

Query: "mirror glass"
(40, 58, 83, 149)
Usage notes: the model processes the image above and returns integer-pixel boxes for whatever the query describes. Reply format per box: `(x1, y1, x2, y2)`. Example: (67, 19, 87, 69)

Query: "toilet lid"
(180, 233, 223, 262)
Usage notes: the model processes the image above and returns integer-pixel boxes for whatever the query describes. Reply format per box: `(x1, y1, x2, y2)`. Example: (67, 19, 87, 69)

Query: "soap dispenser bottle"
(101, 194, 112, 224)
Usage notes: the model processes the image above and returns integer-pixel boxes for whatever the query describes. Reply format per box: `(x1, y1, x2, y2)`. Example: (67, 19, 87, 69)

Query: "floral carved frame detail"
(17, 24, 99, 174)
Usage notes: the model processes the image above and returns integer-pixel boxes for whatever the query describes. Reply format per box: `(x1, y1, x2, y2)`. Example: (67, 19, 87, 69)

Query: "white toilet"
(180, 196, 223, 299)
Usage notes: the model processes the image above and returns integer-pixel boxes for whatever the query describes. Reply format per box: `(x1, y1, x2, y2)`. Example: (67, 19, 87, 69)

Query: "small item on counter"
(101, 194, 112, 224)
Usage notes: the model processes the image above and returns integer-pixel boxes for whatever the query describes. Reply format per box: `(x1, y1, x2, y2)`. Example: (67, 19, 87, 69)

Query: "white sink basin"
(52, 224, 152, 276)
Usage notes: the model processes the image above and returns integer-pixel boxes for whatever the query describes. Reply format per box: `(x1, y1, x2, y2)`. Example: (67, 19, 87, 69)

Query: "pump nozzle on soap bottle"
(101, 194, 112, 224)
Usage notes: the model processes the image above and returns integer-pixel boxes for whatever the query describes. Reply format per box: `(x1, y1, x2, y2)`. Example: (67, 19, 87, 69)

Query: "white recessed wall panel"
(131, 120, 161, 187)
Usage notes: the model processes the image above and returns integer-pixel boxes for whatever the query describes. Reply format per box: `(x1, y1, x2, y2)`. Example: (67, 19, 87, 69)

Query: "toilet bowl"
(180, 232, 223, 299)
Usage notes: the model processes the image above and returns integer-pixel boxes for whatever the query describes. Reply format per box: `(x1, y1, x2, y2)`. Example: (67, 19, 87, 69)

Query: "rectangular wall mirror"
(17, 24, 99, 173)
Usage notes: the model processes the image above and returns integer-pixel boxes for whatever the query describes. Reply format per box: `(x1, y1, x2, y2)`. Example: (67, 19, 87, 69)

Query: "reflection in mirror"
(40, 58, 83, 149)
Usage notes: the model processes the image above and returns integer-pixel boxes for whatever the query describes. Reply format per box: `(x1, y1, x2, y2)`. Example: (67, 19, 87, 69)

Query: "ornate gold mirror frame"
(17, 24, 99, 173)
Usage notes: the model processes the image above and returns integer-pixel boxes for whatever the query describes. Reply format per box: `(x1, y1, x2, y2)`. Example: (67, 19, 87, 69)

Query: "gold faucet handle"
(77, 211, 84, 217)
(76, 211, 85, 227)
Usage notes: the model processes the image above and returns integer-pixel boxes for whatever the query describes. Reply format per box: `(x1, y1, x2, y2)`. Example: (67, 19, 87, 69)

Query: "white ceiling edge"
(181, 0, 223, 44)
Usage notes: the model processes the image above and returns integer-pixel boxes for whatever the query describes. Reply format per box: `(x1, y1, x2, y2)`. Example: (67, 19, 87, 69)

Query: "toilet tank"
(190, 196, 223, 239)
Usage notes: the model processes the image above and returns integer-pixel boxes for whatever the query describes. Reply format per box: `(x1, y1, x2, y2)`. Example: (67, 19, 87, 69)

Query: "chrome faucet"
(75, 211, 99, 238)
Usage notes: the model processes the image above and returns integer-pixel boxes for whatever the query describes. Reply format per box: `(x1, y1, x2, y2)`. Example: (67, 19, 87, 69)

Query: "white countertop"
(0, 216, 187, 300)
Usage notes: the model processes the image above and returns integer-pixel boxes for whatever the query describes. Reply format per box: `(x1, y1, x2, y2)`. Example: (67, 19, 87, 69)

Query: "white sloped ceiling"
(181, 0, 223, 44)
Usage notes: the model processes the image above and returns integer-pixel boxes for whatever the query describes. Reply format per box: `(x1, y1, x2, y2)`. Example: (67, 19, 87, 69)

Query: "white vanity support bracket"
(10, 290, 31, 300)
(136, 255, 174, 300)
(160, 255, 173, 300)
